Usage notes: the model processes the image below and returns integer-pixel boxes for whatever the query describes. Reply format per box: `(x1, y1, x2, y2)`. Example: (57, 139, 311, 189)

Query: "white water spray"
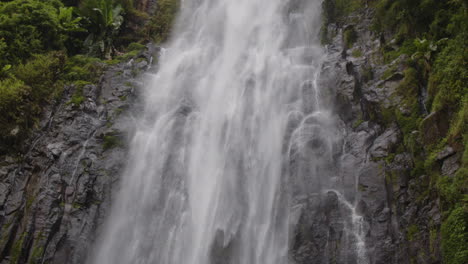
(89, 0, 367, 263)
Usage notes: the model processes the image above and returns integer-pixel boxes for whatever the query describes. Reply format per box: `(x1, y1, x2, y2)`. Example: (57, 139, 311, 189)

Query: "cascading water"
(89, 0, 368, 263)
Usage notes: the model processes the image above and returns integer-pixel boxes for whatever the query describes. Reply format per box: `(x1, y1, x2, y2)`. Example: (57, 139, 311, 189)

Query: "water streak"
(89, 0, 366, 263)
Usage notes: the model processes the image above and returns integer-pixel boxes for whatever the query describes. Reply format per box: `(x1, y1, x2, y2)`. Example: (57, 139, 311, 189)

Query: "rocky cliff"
(0, 2, 465, 264)
(290, 4, 465, 264)
(0, 46, 157, 264)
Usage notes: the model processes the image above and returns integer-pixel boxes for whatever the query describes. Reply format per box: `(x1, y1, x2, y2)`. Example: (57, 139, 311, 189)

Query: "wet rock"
(441, 153, 461, 176)
(436, 146, 455, 161)
(420, 110, 450, 145)
(369, 125, 400, 159)
(47, 142, 64, 159)
(0, 47, 153, 263)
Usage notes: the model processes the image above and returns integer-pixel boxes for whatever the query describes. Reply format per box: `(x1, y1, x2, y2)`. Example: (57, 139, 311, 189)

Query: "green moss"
(361, 66, 373, 83)
(28, 245, 43, 264)
(381, 39, 417, 64)
(430, 227, 438, 253)
(428, 36, 467, 113)
(74, 80, 92, 87)
(26, 195, 35, 210)
(437, 169, 468, 210)
(447, 97, 467, 147)
(135, 57, 147, 63)
(353, 118, 364, 128)
(127, 42, 146, 52)
(63, 55, 103, 83)
(68, 85, 85, 107)
(381, 64, 398, 80)
(103, 134, 122, 150)
(11, 232, 26, 263)
(321, 0, 362, 25)
(407, 224, 419, 242)
(441, 206, 468, 264)
(343, 27, 357, 49)
(358, 184, 367, 192)
(424, 139, 447, 171)
(104, 59, 121, 65)
(351, 48, 363, 57)
(118, 50, 140, 61)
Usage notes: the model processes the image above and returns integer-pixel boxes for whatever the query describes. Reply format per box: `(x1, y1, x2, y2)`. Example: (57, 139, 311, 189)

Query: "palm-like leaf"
(79, 0, 123, 57)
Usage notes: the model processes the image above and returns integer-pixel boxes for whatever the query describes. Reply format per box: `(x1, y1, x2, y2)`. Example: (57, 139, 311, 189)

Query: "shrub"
(14, 51, 66, 102)
(63, 55, 104, 83)
(144, 0, 179, 43)
(322, 0, 361, 25)
(0, 78, 32, 121)
(79, 0, 124, 58)
(343, 27, 357, 49)
(0, 52, 66, 152)
(127, 42, 146, 52)
(0, 0, 82, 67)
(428, 36, 468, 113)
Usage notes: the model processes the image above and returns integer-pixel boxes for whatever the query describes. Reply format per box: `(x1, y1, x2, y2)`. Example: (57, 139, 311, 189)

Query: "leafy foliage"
(0, 0, 82, 67)
(63, 55, 104, 83)
(79, 0, 124, 58)
(321, 0, 361, 25)
(0, 52, 66, 151)
(322, 1, 467, 260)
(428, 36, 468, 113)
(144, 0, 180, 43)
(0, 0, 181, 152)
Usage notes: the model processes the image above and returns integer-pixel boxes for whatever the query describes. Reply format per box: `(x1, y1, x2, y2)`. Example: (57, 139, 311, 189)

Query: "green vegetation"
(322, 1, 467, 262)
(29, 245, 44, 264)
(0, 52, 66, 151)
(321, 0, 361, 44)
(0, 0, 180, 154)
(79, 0, 124, 58)
(0, 0, 81, 67)
(407, 224, 419, 242)
(373, 1, 467, 262)
(321, 0, 361, 25)
(11, 232, 26, 263)
(343, 27, 357, 49)
(361, 65, 373, 83)
(145, 0, 180, 43)
(68, 85, 85, 106)
(103, 133, 122, 150)
(63, 55, 104, 82)
(428, 36, 467, 114)
(351, 48, 363, 57)
(441, 206, 468, 264)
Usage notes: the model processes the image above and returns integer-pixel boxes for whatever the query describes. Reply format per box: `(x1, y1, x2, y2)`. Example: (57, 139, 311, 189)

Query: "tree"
(0, 0, 82, 67)
(79, 0, 124, 58)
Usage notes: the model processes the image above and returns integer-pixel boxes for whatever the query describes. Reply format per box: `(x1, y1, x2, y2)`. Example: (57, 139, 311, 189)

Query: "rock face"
(0, 5, 456, 264)
(0, 46, 157, 264)
(289, 7, 448, 264)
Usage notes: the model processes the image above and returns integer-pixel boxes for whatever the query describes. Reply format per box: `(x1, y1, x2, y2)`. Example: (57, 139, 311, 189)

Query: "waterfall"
(89, 0, 367, 263)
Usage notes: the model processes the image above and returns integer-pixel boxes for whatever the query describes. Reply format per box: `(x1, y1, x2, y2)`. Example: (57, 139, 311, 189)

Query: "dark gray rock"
(0, 47, 157, 264)
(441, 153, 461, 176)
(436, 146, 455, 161)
